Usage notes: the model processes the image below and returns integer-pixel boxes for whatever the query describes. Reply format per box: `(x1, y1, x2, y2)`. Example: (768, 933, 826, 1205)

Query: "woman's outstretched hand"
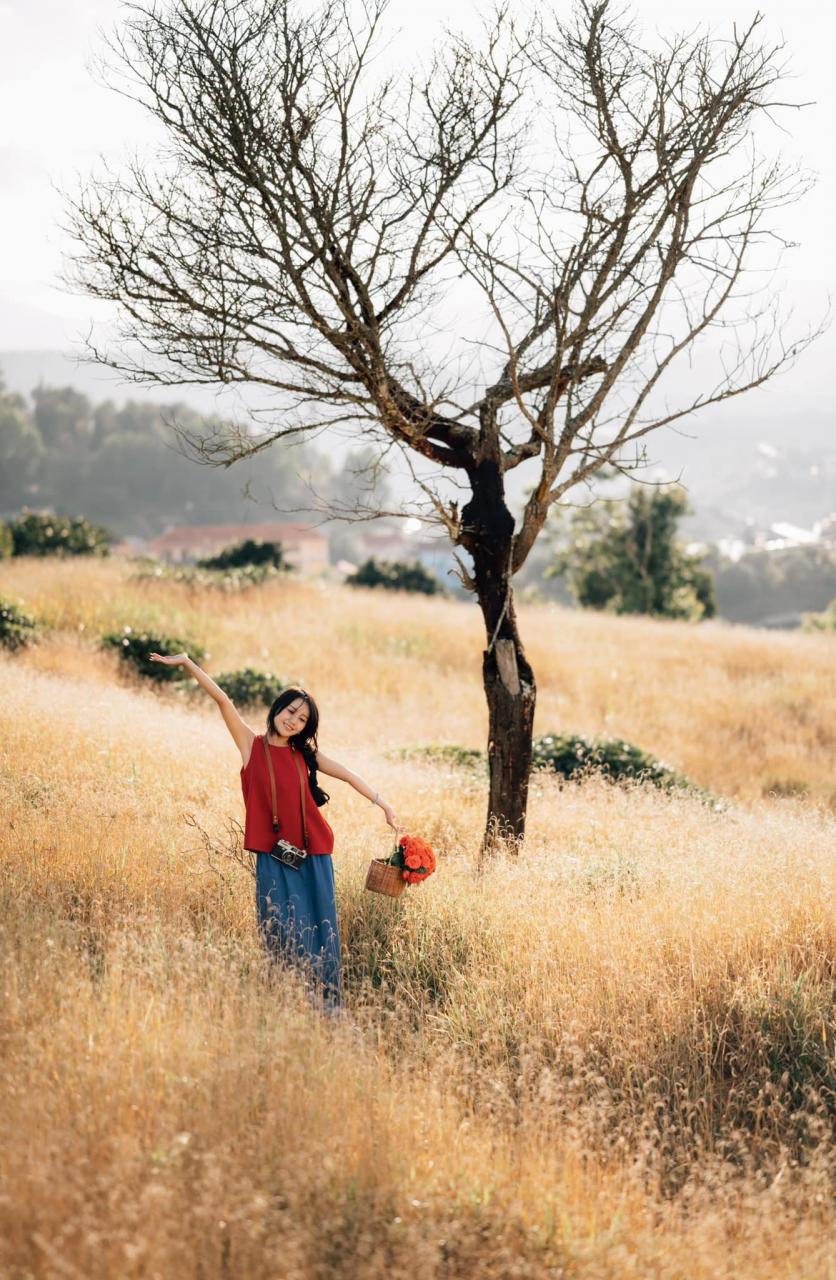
(149, 651, 190, 667)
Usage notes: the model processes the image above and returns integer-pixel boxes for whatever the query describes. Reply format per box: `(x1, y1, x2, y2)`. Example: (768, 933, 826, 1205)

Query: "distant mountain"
(668, 417, 836, 540)
(0, 301, 89, 353)
(0, 349, 230, 415)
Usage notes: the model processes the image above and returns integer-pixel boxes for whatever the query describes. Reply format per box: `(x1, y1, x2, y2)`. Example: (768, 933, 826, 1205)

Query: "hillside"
(1, 559, 833, 1279)
(2, 557, 834, 805)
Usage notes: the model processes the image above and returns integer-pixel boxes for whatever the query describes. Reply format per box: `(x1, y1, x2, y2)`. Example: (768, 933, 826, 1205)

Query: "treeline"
(0, 375, 356, 539)
(524, 485, 836, 629)
(4, 374, 834, 628)
(707, 545, 836, 626)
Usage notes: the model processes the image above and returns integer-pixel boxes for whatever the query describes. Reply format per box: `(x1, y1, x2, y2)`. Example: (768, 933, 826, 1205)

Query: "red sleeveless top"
(240, 739, 334, 856)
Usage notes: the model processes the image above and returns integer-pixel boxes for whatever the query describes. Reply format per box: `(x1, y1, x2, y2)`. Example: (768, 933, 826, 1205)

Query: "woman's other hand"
(381, 802, 401, 832)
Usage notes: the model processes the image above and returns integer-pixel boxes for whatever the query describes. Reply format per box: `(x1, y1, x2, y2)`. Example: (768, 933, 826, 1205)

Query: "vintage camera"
(268, 837, 308, 870)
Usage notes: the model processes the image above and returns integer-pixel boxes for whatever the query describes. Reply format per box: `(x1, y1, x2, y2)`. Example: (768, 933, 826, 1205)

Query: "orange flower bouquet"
(365, 834, 437, 897)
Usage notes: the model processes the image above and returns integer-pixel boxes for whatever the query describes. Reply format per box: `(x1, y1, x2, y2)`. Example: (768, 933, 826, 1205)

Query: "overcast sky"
(1, 0, 833, 430)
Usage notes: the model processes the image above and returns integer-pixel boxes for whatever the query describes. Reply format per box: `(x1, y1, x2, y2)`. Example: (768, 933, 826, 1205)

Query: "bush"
(133, 562, 281, 590)
(394, 744, 486, 771)
(802, 598, 836, 632)
(531, 732, 693, 790)
(198, 538, 288, 570)
(347, 557, 444, 595)
(397, 735, 715, 805)
(399, 734, 704, 796)
(9, 511, 113, 557)
(0, 597, 38, 652)
(0, 524, 13, 559)
(213, 667, 287, 707)
(102, 627, 206, 681)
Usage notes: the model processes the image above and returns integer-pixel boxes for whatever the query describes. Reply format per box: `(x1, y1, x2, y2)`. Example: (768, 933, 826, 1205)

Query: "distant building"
(715, 537, 747, 563)
(761, 521, 819, 552)
(361, 527, 422, 562)
(145, 522, 329, 573)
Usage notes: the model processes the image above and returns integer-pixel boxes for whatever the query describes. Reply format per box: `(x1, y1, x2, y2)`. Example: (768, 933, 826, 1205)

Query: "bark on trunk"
(481, 607, 536, 846)
(461, 461, 537, 850)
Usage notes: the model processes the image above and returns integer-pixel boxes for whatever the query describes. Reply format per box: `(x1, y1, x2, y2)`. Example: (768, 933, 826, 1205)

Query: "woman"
(150, 652, 400, 1008)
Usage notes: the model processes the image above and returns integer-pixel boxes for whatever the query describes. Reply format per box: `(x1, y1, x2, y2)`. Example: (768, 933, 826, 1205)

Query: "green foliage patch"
(9, 511, 112, 557)
(0, 597, 38, 652)
(132, 561, 282, 590)
(399, 734, 705, 797)
(347, 557, 444, 595)
(197, 538, 288, 571)
(530, 732, 693, 789)
(762, 776, 810, 800)
(0, 380, 326, 540)
(393, 744, 486, 771)
(102, 627, 206, 681)
(550, 485, 715, 620)
(802, 598, 836, 632)
(213, 667, 287, 708)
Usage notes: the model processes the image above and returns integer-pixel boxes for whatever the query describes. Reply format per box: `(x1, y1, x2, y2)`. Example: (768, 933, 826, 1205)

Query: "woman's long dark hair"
(266, 687, 330, 806)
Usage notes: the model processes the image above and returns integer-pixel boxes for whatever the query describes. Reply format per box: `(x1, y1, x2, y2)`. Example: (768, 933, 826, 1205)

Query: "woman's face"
(273, 697, 310, 739)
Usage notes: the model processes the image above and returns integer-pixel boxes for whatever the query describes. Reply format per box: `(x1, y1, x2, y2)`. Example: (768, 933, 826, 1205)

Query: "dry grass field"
(1, 557, 834, 1279)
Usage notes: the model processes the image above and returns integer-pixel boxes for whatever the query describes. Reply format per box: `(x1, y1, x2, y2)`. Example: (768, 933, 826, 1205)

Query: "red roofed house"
(146, 522, 329, 574)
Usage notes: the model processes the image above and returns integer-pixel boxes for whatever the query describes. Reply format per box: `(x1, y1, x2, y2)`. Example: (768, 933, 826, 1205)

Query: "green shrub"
(102, 627, 206, 681)
(133, 561, 280, 590)
(0, 523, 13, 559)
(347, 557, 444, 595)
(198, 538, 288, 571)
(802, 598, 836, 632)
(9, 511, 112, 557)
(762, 776, 810, 800)
(531, 732, 692, 790)
(400, 734, 705, 797)
(213, 667, 287, 707)
(393, 744, 486, 771)
(0, 597, 38, 652)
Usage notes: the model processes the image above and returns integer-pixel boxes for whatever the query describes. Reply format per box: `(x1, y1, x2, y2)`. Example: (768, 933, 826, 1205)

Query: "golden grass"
(0, 557, 834, 1278)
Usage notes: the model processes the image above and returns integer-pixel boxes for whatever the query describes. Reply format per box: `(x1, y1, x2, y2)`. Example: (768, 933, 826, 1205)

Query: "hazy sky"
(1, 0, 834, 427)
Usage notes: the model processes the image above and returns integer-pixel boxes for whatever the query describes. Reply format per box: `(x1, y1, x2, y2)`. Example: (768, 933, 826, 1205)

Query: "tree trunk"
(480, 591, 536, 847)
(461, 462, 537, 850)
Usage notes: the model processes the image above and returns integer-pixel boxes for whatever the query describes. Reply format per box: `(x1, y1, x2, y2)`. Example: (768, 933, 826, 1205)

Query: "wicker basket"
(365, 857, 407, 897)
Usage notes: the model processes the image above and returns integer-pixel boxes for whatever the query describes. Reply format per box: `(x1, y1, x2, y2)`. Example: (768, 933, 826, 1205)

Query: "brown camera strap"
(261, 734, 309, 851)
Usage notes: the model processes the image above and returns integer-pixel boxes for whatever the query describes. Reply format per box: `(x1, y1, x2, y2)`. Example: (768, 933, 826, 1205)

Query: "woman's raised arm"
(149, 652, 255, 765)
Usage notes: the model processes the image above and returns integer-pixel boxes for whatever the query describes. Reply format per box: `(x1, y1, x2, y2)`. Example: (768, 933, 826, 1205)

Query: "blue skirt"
(255, 852, 341, 1008)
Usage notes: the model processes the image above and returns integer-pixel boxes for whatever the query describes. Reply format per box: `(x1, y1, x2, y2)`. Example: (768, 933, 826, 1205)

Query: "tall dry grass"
(1, 557, 834, 1278)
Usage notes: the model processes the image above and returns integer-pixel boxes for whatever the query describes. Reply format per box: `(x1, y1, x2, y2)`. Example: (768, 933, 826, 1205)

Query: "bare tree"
(67, 0, 816, 847)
